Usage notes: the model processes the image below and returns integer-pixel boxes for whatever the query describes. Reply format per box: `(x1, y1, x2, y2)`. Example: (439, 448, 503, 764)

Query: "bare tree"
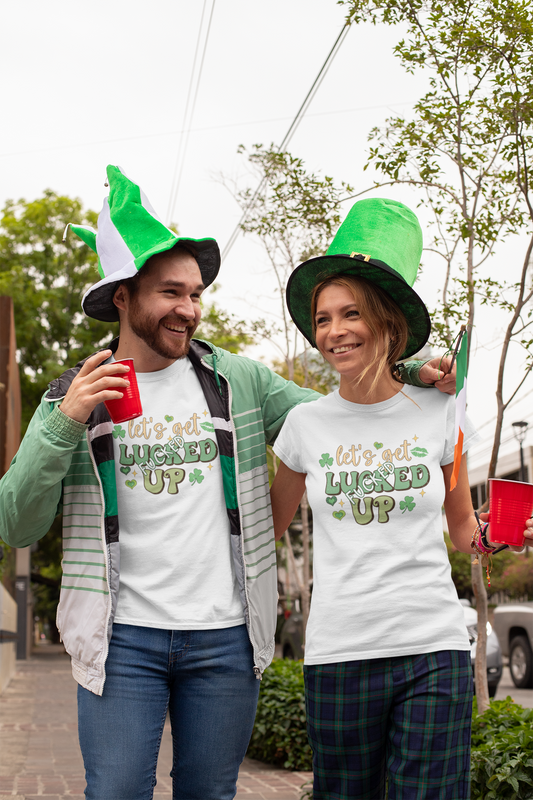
(342, 0, 533, 712)
(228, 144, 352, 637)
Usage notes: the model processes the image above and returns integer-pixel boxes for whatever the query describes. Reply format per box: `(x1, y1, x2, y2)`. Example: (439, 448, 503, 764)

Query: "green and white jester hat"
(286, 197, 431, 360)
(65, 165, 220, 322)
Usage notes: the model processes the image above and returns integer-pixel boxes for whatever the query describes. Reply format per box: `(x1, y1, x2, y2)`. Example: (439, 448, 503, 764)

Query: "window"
(501, 468, 528, 482)
(470, 482, 487, 510)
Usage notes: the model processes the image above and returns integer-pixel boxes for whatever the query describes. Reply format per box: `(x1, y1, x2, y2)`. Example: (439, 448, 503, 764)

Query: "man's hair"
(311, 274, 410, 396)
(120, 244, 198, 300)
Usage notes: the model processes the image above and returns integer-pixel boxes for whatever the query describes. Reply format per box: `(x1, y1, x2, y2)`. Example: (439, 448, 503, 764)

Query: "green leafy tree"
(342, 0, 533, 714)
(271, 350, 339, 396)
(234, 144, 352, 381)
(196, 283, 266, 354)
(0, 191, 118, 432)
(491, 555, 533, 599)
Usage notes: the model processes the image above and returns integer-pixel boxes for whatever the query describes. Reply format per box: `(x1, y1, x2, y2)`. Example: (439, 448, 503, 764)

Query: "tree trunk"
(284, 529, 304, 600)
(474, 239, 533, 713)
(284, 531, 292, 613)
(462, 240, 492, 713)
(272, 454, 291, 613)
(471, 558, 490, 714)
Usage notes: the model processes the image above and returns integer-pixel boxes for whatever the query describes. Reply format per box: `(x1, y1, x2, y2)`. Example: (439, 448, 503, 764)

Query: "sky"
(1, 0, 532, 472)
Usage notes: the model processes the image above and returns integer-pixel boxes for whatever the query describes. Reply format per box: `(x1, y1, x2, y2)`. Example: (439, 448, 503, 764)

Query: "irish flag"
(450, 329, 468, 491)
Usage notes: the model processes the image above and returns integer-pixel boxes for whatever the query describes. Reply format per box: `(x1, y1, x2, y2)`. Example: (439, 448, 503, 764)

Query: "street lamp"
(512, 421, 528, 482)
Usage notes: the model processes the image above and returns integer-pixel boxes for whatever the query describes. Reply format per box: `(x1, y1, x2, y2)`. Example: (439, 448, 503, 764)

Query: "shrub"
(247, 658, 312, 771)
(493, 558, 533, 599)
(471, 697, 533, 799)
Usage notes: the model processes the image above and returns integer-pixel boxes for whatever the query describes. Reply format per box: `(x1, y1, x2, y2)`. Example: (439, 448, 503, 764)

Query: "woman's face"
(314, 283, 386, 380)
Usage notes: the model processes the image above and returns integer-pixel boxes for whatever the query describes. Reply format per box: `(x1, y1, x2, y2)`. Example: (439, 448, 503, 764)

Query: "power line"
(165, 0, 208, 223)
(0, 100, 417, 160)
(220, 20, 352, 262)
(278, 22, 351, 152)
(470, 385, 533, 435)
(166, 0, 217, 225)
(468, 406, 533, 467)
(470, 431, 521, 460)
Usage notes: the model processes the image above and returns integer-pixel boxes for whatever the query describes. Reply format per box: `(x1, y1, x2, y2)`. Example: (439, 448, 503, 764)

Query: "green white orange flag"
(450, 329, 468, 491)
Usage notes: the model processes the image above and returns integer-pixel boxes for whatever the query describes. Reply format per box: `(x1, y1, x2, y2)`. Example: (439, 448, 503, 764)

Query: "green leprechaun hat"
(65, 165, 220, 322)
(286, 197, 431, 359)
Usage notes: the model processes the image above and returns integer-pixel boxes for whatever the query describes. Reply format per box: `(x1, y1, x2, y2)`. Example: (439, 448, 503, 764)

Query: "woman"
(270, 198, 509, 799)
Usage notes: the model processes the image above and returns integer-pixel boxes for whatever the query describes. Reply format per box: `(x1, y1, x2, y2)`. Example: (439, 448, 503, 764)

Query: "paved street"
(2, 646, 531, 800)
(0, 646, 312, 800)
(494, 663, 533, 707)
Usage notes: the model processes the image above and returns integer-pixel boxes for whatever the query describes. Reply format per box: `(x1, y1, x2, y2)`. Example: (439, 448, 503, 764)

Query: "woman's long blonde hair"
(311, 275, 411, 397)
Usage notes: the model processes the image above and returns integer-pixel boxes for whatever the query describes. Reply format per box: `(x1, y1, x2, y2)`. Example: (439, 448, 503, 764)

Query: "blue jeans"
(77, 623, 260, 800)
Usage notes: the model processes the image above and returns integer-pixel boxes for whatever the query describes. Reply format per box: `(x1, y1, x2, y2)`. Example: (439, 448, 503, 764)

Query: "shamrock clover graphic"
(399, 496, 416, 513)
(319, 453, 334, 468)
(112, 425, 126, 440)
(189, 469, 205, 485)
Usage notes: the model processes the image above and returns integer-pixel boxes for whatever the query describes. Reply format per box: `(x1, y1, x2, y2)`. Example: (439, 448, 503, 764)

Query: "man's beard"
(128, 301, 194, 360)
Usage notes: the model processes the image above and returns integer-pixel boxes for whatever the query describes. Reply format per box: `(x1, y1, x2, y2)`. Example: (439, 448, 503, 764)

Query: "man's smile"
(162, 322, 188, 332)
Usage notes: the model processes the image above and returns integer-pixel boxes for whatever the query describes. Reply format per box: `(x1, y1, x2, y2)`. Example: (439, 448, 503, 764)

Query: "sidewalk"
(0, 646, 312, 800)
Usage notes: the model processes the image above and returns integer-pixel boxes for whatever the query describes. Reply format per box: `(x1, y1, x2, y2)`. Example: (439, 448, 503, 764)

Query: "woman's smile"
(330, 343, 359, 354)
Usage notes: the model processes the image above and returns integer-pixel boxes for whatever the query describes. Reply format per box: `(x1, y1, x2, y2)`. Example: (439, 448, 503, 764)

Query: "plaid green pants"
(304, 650, 472, 800)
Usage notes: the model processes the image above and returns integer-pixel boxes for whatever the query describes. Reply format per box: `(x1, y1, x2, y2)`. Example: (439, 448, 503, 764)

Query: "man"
(0, 166, 453, 800)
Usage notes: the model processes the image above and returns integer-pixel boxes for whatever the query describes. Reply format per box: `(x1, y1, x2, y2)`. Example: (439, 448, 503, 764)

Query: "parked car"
(492, 602, 533, 688)
(280, 603, 503, 696)
(461, 604, 503, 697)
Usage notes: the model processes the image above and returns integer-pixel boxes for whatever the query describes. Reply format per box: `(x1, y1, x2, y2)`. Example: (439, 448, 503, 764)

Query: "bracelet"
(471, 522, 495, 586)
(474, 522, 495, 555)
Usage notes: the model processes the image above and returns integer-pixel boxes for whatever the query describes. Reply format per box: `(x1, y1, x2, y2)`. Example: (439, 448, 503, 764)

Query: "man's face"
(124, 250, 204, 361)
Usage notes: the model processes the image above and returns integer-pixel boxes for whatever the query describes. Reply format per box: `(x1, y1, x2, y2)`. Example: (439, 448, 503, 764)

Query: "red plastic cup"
(103, 359, 142, 424)
(488, 478, 533, 547)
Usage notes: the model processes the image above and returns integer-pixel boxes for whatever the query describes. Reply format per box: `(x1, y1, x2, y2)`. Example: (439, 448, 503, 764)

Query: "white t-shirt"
(112, 357, 244, 630)
(273, 385, 476, 665)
